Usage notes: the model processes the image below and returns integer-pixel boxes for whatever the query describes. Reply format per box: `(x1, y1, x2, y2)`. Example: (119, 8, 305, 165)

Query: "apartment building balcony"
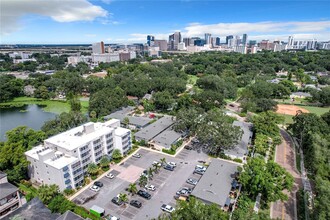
(0, 197, 19, 214)
(63, 172, 70, 179)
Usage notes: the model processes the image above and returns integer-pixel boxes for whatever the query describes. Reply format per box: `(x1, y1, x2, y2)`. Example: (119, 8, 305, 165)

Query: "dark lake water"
(0, 105, 57, 141)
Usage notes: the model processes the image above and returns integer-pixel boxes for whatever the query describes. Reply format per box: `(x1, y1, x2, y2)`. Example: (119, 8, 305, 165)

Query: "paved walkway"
(271, 129, 302, 220)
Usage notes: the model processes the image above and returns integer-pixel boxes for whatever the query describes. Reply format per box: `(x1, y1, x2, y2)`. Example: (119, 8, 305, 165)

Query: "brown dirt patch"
(276, 104, 309, 116)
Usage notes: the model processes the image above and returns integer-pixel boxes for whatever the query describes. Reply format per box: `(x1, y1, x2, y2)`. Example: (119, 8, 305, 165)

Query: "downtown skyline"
(1, 0, 330, 44)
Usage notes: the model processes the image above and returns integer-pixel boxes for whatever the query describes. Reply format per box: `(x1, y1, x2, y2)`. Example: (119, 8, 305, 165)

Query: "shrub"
(162, 148, 176, 155)
(233, 158, 243, 163)
(63, 188, 75, 196)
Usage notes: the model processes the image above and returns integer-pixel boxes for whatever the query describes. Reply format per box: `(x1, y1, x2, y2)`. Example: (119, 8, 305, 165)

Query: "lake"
(0, 105, 57, 141)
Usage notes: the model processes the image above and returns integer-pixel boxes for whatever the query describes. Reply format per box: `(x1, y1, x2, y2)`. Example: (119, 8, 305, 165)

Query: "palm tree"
(118, 193, 128, 203)
(148, 167, 154, 179)
(139, 175, 148, 187)
(128, 183, 138, 195)
(152, 163, 159, 173)
(87, 163, 98, 177)
(123, 117, 130, 128)
(160, 157, 167, 166)
(38, 184, 59, 204)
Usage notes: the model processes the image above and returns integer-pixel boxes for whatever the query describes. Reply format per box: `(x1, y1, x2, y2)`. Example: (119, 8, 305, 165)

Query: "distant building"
(0, 172, 23, 218)
(215, 37, 221, 46)
(92, 53, 120, 63)
(259, 40, 275, 50)
(233, 45, 247, 54)
(226, 35, 234, 45)
(25, 120, 131, 191)
(168, 32, 181, 50)
(194, 39, 206, 46)
(178, 42, 187, 50)
(205, 33, 212, 44)
(92, 41, 105, 54)
(249, 40, 257, 47)
(183, 38, 191, 47)
(318, 42, 330, 50)
(147, 35, 155, 46)
(242, 34, 248, 45)
(154, 40, 168, 51)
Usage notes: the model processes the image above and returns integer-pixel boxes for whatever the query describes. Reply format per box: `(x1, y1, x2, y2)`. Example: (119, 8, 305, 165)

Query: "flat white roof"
(44, 153, 79, 169)
(45, 122, 114, 151)
(25, 145, 52, 160)
(114, 127, 130, 137)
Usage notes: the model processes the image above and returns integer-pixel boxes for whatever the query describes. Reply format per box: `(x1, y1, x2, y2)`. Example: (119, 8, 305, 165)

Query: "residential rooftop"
(191, 159, 240, 207)
(224, 121, 253, 159)
(44, 153, 79, 169)
(152, 127, 182, 149)
(0, 182, 18, 199)
(134, 115, 175, 141)
(105, 107, 152, 127)
(0, 171, 7, 179)
(45, 122, 114, 151)
(114, 127, 130, 137)
(56, 210, 85, 220)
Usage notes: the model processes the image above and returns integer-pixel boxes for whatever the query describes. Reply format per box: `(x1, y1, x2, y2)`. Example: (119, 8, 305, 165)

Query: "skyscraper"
(92, 41, 105, 54)
(205, 33, 212, 44)
(147, 35, 155, 46)
(242, 34, 248, 45)
(168, 32, 181, 50)
(215, 37, 221, 46)
(288, 36, 294, 49)
(226, 35, 234, 44)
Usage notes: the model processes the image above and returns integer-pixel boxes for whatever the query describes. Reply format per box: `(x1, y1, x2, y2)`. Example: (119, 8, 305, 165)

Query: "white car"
(161, 204, 175, 213)
(167, 162, 177, 167)
(90, 185, 100, 192)
(132, 153, 141, 158)
(195, 165, 206, 171)
(106, 172, 115, 179)
(145, 184, 156, 191)
(152, 161, 162, 167)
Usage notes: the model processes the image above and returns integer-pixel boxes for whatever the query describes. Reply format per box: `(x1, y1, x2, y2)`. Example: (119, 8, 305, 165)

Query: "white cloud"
(183, 21, 330, 41)
(1, 0, 108, 35)
(85, 34, 97, 37)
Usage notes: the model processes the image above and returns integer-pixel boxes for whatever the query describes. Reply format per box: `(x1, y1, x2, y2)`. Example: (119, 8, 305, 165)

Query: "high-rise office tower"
(168, 32, 181, 50)
(147, 35, 155, 46)
(205, 33, 212, 44)
(92, 41, 105, 54)
(226, 35, 234, 44)
(183, 38, 191, 47)
(242, 34, 248, 45)
(215, 37, 221, 46)
(288, 36, 294, 49)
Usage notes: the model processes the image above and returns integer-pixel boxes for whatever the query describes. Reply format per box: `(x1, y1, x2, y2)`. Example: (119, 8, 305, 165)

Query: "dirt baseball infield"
(276, 104, 309, 115)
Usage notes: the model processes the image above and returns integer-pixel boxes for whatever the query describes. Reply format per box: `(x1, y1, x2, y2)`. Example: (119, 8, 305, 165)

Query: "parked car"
(186, 178, 198, 185)
(94, 181, 103, 187)
(193, 169, 205, 175)
(130, 200, 142, 208)
(184, 145, 193, 150)
(167, 162, 177, 167)
(89, 185, 100, 192)
(145, 184, 156, 191)
(140, 170, 149, 178)
(106, 172, 115, 179)
(111, 196, 123, 206)
(132, 153, 141, 158)
(137, 190, 151, 200)
(176, 188, 192, 195)
(152, 161, 162, 167)
(163, 164, 174, 171)
(174, 194, 189, 201)
(105, 214, 120, 220)
(161, 204, 175, 213)
(195, 165, 207, 171)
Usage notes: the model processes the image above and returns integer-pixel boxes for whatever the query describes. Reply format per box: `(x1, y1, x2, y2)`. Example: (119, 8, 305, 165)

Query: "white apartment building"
(25, 119, 131, 191)
(92, 53, 120, 63)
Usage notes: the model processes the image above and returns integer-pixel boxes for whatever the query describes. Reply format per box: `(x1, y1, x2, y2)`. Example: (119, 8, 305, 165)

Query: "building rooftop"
(56, 210, 84, 220)
(24, 145, 52, 160)
(224, 121, 253, 159)
(45, 122, 114, 151)
(291, 92, 312, 97)
(114, 127, 130, 137)
(5, 198, 60, 220)
(134, 115, 175, 141)
(191, 159, 240, 207)
(0, 182, 18, 199)
(153, 127, 182, 149)
(44, 153, 79, 169)
(105, 107, 152, 127)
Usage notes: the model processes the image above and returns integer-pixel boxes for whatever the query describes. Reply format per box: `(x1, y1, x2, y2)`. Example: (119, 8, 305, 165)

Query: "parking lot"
(73, 147, 210, 220)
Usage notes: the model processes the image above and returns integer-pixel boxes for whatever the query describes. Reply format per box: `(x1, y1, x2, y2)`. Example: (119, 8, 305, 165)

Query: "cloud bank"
(1, 0, 108, 35)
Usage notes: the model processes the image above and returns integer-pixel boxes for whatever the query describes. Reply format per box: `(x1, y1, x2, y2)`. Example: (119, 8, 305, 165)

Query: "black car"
(163, 164, 174, 171)
(137, 190, 151, 200)
(94, 181, 103, 187)
(111, 197, 123, 206)
(184, 145, 193, 150)
(130, 200, 142, 208)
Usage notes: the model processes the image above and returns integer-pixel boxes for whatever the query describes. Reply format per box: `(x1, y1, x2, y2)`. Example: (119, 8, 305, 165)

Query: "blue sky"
(1, 0, 330, 44)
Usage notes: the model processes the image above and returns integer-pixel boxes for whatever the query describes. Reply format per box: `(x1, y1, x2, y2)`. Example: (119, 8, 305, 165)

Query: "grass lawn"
(0, 96, 89, 114)
(301, 105, 329, 116)
(277, 113, 294, 125)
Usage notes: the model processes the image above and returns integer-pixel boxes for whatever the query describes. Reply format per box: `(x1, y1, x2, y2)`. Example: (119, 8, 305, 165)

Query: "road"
(271, 129, 302, 220)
